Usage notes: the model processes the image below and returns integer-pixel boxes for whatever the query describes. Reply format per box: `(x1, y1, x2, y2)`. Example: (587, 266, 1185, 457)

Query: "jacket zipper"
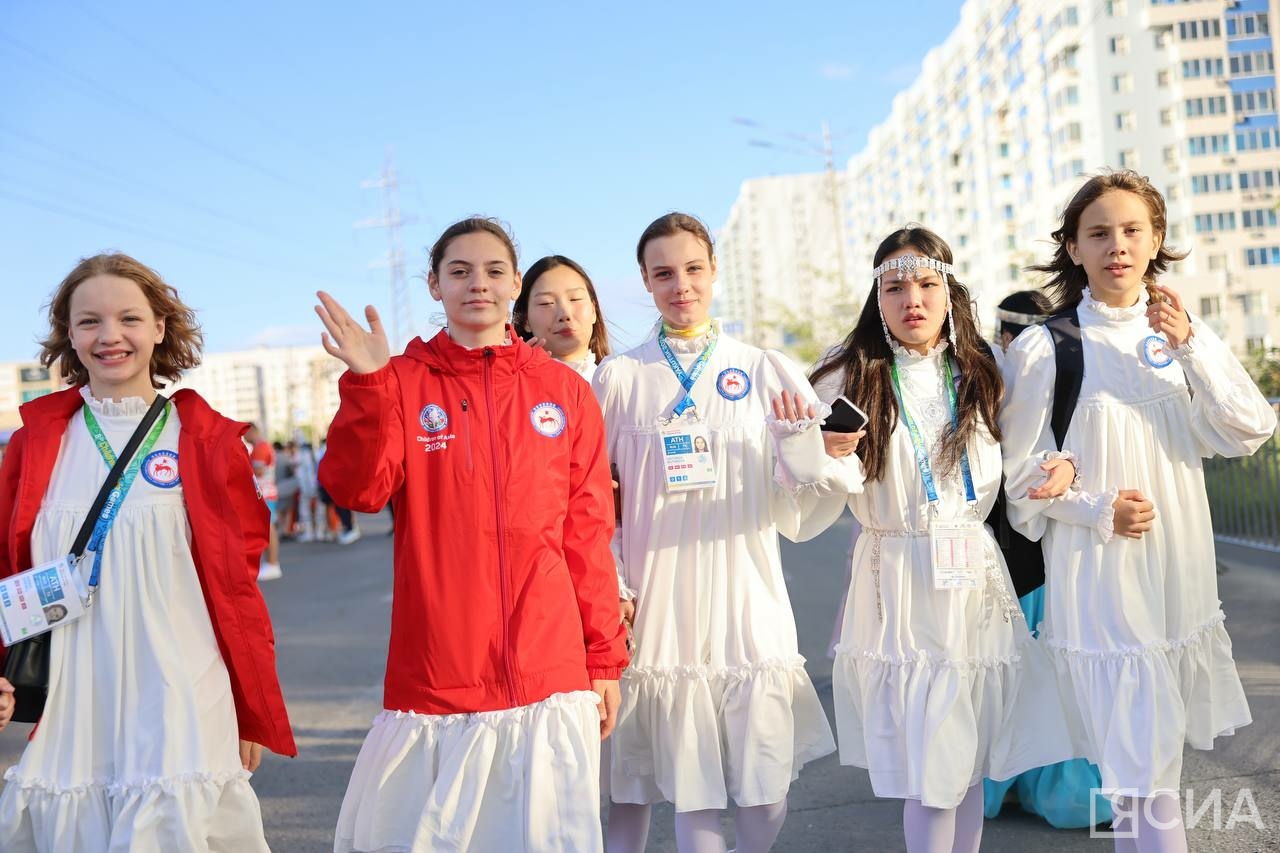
(460, 399, 474, 472)
(483, 349, 520, 706)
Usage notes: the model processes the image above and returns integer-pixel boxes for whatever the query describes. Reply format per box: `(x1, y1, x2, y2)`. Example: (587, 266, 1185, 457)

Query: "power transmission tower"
(356, 147, 414, 351)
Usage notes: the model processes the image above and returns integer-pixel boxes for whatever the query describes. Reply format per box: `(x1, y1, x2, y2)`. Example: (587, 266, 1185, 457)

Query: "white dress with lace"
(1000, 289, 1276, 796)
(591, 325, 857, 812)
(813, 344, 1079, 809)
(0, 390, 268, 853)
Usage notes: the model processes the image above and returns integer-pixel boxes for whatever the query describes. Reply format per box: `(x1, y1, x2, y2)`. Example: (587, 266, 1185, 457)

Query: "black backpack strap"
(1045, 308, 1083, 451)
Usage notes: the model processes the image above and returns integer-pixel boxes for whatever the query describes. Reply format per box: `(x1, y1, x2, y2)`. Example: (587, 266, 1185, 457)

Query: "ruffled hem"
(890, 341, 949, 361)
(833, 644, 1019, 671)
(0, 766, 267, 853)
(77, 385, 153, 417)
(336, 691, 603, 853)
(1043, 612, 1251, 794)
(767, 400, 833, 435)
(833, 633, 1079, 808)
(610, 656, 835, 810)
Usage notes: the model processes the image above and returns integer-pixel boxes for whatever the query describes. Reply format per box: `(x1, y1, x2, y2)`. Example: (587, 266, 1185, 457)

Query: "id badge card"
(0, 555, 89, 646)
(930, 520, 986, 590)
(659, 418, 718, 494)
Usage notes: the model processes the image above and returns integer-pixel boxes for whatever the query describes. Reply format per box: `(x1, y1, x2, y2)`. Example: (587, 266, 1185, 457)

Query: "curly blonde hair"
(40, 252, 203, 387)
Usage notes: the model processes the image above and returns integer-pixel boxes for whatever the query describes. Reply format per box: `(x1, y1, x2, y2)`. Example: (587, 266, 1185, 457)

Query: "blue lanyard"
(81, 404, 170, 590)
(657, 329, 718, 417)
(889, 356, 977, 507)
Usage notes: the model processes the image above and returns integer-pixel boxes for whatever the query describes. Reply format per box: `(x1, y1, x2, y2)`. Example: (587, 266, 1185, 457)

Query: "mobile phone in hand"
(821, 395, 869, 433)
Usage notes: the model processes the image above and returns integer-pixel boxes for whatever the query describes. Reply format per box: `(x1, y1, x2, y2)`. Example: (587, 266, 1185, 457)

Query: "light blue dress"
(983, 587, 1112, 828)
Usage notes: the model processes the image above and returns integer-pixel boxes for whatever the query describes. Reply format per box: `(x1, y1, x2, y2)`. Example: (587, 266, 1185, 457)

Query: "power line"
(0, 185, 353, 285)
(71, 2, 351, 175)
(0, 127, 293, 239)
(0, 30, 354, 217)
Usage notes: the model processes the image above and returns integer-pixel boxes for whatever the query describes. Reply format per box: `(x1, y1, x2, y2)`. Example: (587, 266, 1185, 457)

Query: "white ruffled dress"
(335, 691, 604, 853)
(0, 391, 268, 853)
(591, 325, 856, 812)
(1000, 290, 1276, 796)
(815, 344, 1078, 809)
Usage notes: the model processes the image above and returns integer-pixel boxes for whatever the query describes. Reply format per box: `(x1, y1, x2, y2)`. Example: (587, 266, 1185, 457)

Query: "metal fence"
(1204, 399, 1280, 554)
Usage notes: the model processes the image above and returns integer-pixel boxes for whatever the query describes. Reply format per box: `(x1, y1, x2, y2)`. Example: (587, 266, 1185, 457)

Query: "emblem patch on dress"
(716, 368, 751, 401)
(1140, 335, 1173, 369)
(420, 404, 449, 433)
(141, 450, 180, 488)
(530, 402, 567, 438)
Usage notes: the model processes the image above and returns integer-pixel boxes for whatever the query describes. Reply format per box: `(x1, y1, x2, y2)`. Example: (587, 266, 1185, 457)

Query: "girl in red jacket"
(318, 217, 629, 853)
(0, 252, 295, 853)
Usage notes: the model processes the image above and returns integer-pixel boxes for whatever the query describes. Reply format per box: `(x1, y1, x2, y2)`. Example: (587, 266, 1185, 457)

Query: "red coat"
(0, 387, 296, 757)
(319, 330, 628, 715)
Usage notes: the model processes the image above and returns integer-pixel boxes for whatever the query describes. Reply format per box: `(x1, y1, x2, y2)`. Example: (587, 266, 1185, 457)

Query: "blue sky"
(0, 0, 964, 363)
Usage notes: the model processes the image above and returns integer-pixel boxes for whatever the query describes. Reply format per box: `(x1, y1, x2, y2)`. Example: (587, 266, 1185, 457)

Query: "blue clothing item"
(983, 587, 1113, 828)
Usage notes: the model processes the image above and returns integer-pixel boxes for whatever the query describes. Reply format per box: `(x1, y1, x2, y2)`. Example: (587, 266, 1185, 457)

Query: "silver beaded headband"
(994, 307, 1048, 327)
(871, 254, 954, 287)
(873, 253, 959, 352)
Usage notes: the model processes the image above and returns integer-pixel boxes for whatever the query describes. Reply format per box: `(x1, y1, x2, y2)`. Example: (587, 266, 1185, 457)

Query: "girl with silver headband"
(809, 226, 1079, 853)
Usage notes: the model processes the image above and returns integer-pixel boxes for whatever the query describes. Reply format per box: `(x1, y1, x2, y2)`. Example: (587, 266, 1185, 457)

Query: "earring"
(875, 278, 894, 349)
(945, 286, 959, 352)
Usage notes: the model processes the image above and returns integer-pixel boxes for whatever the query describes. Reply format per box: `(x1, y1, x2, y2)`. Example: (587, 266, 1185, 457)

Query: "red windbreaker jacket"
(319, 330, 628, 714)
(0, 387, 297, 757)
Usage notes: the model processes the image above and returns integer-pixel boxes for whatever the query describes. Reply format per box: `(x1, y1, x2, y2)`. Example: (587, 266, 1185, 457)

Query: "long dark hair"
(1027, 170, 1187, 311)
(512, 255, 611, 362)
(810, 227, 1002, 483)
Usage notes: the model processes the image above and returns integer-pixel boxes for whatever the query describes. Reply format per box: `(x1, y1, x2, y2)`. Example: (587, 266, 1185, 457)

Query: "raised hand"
(1146, 284, 1192, 350)
(771, 389, 817, 424)
(315, 291, 392, 375)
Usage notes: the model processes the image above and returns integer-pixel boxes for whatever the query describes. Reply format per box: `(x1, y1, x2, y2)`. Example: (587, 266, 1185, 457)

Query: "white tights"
(901, 784, 985, 853)
(1111, 794, 1188, 853)
(605, 800, 789, 853)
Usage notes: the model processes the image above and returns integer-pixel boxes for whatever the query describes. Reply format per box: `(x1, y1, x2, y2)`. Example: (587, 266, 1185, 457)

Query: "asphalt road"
(1, 515, 1276, 852)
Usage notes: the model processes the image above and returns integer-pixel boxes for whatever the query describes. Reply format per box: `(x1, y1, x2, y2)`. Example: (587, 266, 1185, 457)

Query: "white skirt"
(335, 691, 603, 853)
(608, 657, 835, 812)
(832, 530, 1078, 809)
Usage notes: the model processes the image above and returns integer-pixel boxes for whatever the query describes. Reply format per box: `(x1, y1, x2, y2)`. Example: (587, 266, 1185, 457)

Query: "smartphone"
(822, 395, 869, 433)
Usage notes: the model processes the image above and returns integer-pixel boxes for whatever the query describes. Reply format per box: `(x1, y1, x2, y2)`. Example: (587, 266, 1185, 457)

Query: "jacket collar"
(403, 326, 548, 377)
(19, 385, 241, 441)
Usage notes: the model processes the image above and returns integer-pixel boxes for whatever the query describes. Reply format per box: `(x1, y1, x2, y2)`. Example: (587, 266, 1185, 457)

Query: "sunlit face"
(524, 265, 597, 360)
(1066, 190, 1161, 308)
(428, 231, 521, 335)
(878, 247, 949, 354)
(641, 231, 716, 330)
(69, 274, 165, 399)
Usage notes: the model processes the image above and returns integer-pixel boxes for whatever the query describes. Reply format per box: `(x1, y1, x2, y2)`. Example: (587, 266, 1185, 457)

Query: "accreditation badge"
(929, 519, 986, 590)
(659, 417, 717, 494)
(0, 555, 89, 646)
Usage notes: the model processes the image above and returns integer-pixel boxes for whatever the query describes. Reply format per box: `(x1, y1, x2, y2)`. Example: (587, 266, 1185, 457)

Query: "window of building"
(1109, 35, 1129, 55)
(1116, 111, 1137, 131)
(1233, 90, 1277, 115)
(1207, 254, 1227, 272)
(1160, 107, 1174, 126)
(1243, 208, 1280, 229)
(1105, 0, 1127, 16)
(1244, 246, 1280, 267)
(1200, 295, 1221, 316)
(1119, 149, 1138, 168)
(1113, 72, 1134, 93)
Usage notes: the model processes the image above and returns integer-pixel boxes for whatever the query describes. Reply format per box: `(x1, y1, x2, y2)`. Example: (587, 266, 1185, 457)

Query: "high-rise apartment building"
(715, 172, 854, 355)
(719, 0, 1278, 355)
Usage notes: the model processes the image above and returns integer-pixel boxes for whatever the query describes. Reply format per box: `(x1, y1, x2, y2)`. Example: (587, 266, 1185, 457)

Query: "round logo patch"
(420, 404, 449, 433)
(141, 450, 180, 488)
(1141, 335, 1173, 369)
(530, 402, 566, 438)
(716, 368, 751, 401)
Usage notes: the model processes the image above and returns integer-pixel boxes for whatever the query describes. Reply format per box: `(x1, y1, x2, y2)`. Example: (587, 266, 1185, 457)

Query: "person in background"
(245, 423, 281, 581)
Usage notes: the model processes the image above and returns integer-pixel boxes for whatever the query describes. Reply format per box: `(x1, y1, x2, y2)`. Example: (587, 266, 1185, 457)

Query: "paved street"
(2, 514, 1276, 852)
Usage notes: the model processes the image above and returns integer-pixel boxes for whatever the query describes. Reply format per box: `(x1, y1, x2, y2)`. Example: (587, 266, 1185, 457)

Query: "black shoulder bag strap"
(1045, 308, 1084, 450)
(3, 392, 169, 724)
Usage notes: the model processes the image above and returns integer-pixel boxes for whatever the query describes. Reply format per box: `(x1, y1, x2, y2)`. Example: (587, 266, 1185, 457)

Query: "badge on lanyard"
(660, 416, 717, 494)
(656, 329, 719, 494)
(890, 356, 987, 591)
(930, 520, 986, 590)
(0, 556, 89, 645)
